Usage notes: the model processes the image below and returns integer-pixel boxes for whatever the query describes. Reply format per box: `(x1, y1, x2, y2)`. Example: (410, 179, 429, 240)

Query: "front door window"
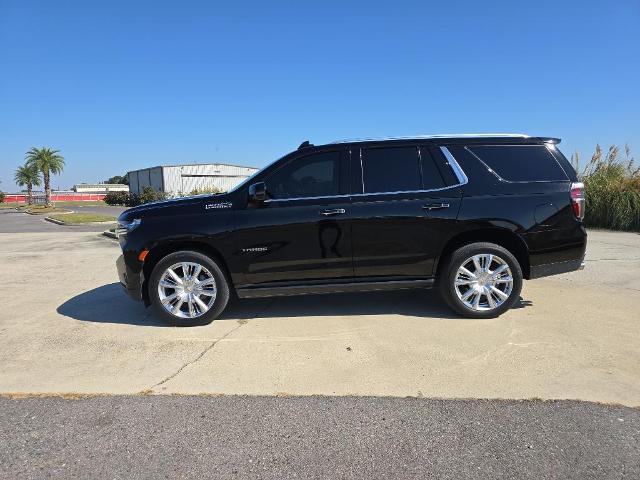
(267, 152, 340, 200)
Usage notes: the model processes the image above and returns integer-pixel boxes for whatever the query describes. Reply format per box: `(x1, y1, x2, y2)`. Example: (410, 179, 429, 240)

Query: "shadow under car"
(57, 282, 532, 326)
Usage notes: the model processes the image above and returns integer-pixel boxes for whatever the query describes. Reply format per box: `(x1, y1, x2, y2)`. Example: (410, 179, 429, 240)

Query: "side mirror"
(248, 182, 267, 202)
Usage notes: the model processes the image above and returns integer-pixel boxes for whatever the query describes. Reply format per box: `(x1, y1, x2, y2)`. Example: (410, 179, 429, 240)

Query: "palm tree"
(14, 164, 41, 205)
(25, 147, 65, 206)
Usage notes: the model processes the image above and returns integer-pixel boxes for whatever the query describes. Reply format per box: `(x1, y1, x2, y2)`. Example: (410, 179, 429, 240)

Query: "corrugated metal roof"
(128, 162, 258, 172)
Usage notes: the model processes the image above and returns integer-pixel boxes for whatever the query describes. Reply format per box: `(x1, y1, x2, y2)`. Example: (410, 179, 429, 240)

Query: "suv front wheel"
(439, 242, 523, 319)
(149, 250, 230, 326)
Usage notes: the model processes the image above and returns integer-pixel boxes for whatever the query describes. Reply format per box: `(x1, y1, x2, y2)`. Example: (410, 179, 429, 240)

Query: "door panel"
(232, 148, 353, 286)
(350, 144, 462, 278)
(234, 198, 353, 285)
(351, 190, 461, 278)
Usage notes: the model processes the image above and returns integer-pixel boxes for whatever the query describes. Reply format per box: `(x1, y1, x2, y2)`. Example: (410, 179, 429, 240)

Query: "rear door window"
(468, 145, 568, 182)
(419, 147, 448, 189)
(362, 146, 422, 193)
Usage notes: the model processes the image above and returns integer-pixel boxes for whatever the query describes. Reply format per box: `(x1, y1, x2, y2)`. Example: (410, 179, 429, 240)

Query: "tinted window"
(549, 146, 578, 182)
(419, 148, 446, 190)
(469, 145, 568, 182)
(362, 147, 421, 193)
(267, 151, 340, 199)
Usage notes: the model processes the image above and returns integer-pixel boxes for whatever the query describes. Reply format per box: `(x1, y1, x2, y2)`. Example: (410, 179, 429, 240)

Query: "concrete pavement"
(0, 228, 638, 405)
(61, 204, 126, 217)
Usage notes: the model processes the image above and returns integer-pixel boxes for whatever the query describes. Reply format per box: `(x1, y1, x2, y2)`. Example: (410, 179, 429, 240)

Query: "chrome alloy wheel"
(157, 262, 217, 319)
(454, 254, 514, 312)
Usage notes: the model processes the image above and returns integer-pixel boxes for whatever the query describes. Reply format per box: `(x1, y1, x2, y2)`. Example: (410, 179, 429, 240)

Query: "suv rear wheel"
(439, 242, 522, 319)
(149, 250, 230, 326)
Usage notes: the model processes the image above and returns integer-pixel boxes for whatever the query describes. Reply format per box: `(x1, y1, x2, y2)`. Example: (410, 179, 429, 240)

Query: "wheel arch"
(141, 241, 233, 306)
(436, 228, 531, 280)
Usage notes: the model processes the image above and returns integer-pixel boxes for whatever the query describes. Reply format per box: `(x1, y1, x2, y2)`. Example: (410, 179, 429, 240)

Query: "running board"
(236, 278, 435, 299)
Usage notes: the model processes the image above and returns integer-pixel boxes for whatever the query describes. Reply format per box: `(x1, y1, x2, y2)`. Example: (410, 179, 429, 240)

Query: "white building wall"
(73, 184, 129, 193)
(149, 167, 164, 192)
(129, 164, 258, 196)
(127, 171, 140, 194)
(128, 167, 168, 194)
(162, 164, 258, 196)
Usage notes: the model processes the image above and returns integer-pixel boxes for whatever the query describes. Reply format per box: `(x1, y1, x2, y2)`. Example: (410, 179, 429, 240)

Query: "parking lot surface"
(2, 396, 638, 479)
(1, 220, 638, 405)
(0, 207, 123, 233)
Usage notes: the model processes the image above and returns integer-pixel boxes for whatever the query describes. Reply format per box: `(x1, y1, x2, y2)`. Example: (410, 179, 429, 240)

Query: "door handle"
(422, 203, 450, 211)
(320, 208, 346, 216)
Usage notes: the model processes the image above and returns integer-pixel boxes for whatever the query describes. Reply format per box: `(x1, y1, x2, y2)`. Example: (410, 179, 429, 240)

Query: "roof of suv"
(316, 133, 560, 148)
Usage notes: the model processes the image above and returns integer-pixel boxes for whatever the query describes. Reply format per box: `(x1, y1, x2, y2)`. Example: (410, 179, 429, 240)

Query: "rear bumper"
(116, 254, 142, 301)
(529, 258, 585, 279)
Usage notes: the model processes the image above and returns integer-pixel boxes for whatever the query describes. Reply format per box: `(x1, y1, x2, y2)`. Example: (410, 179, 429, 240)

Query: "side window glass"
(419, 148, 446, 190)
(362, 147, 421, 193)
(267, 152, 340, 199)
(468, 145, 568, 182)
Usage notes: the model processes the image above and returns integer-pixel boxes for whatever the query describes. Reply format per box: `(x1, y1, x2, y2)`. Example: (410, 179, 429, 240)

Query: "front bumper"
(116, 254, 142, 301)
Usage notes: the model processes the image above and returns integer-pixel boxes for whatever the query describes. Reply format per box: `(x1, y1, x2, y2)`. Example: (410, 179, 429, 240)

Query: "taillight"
(570, 182, 585, 220)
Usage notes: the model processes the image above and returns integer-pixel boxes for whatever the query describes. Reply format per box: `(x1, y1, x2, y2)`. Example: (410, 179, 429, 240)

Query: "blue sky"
(1, 0, 638, 191)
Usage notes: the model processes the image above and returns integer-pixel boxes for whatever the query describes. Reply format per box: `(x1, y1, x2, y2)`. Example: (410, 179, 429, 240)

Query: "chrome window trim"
(264, 194, 349, 203)
(354, 184, 462, 196)
(358, 148, 365, 194)
(263, 184, 465, 204)
(440, 147, 469, 186)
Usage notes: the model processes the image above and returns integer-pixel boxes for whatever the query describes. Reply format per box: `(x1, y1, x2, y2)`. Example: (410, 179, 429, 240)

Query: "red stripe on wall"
(3, 193, 107, 203)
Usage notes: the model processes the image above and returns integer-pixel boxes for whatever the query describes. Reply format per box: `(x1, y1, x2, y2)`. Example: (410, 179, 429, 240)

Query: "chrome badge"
(205, 202, 232, 210)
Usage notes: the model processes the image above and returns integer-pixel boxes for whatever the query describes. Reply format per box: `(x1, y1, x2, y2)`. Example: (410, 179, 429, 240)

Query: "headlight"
(116, 218, 141, 237)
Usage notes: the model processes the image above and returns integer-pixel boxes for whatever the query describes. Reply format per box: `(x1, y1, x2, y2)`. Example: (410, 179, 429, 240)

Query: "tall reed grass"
(572, 144, 640, 231)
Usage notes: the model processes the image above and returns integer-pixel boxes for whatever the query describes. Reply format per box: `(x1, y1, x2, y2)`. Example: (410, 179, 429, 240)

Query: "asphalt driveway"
(0, 206, 124, 233)
(2, 396, 638, 479)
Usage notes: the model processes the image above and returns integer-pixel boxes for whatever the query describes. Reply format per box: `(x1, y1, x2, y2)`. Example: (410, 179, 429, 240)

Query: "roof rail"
(330, 133, 531, 144)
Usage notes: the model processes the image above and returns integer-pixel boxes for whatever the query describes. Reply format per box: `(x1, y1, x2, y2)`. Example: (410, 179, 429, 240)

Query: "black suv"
(116, 134, 586, 326)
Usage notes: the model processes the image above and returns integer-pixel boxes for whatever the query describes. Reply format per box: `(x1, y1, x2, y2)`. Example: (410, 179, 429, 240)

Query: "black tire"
(149, 250, 230, 326)
(438, 242, 523, 319)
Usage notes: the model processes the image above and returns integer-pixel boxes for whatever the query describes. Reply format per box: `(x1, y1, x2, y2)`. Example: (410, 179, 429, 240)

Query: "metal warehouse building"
(127, 163, 258, 196)
(73, 183, 129, 194)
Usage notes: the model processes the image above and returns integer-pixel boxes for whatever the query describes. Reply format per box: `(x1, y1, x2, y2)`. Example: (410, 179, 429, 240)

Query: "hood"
(118, 192, 231, 222)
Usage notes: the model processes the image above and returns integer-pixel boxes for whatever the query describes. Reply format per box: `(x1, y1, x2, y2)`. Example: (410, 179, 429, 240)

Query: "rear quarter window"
(468, 145, 568, 182)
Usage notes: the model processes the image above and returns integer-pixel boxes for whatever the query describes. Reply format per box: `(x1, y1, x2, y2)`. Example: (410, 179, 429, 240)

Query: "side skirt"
(236, 277, 435, 299)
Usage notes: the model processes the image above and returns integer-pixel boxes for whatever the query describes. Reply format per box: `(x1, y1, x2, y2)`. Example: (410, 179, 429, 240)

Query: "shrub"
(0, 191, 5, 203)
(189, 186, 225, 195)
(139, 186, 168, 204)
(574, 144, 640, 232)
(126, 193, 140, 207)
(104, 191, 129, 205)
(104, 187, 167, 206)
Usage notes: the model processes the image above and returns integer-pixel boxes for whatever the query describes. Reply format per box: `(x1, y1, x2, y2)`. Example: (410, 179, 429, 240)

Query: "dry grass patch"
(48, 213, 116, 224)
(23, 205, 71, 214)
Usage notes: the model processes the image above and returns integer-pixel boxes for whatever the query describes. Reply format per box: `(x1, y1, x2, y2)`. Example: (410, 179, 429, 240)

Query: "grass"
(573, 144, 640, 232)
(55, 201, 108, 207)
(48, 213, 116, 224)
(21, 205, 72, 214)
(0, 203, 23, 209)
